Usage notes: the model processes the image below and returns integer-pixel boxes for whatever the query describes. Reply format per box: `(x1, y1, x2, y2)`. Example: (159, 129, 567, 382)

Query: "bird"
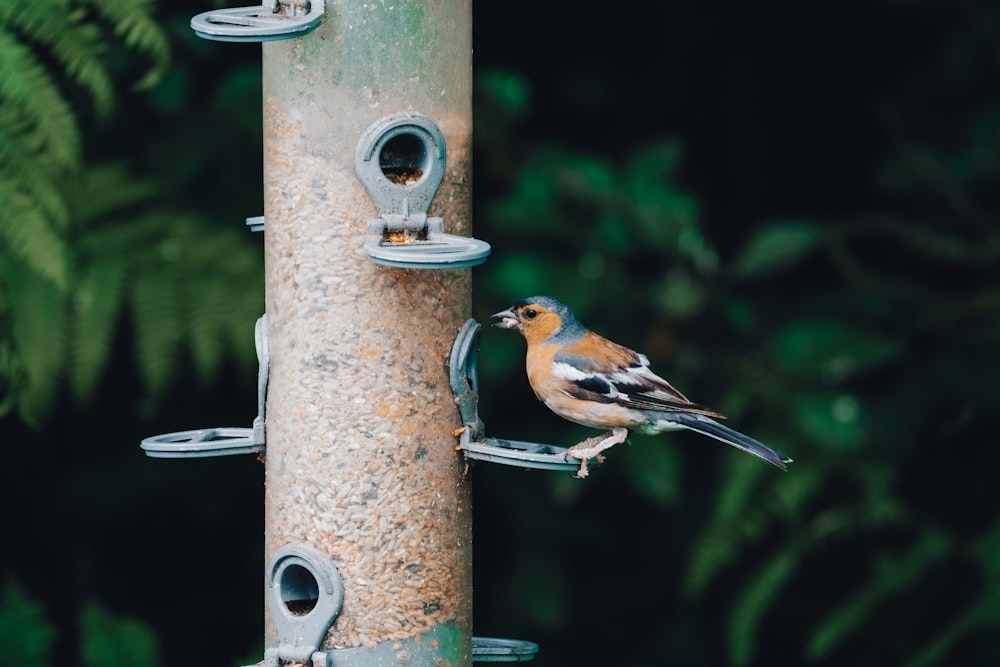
(492, 295, 793, 477)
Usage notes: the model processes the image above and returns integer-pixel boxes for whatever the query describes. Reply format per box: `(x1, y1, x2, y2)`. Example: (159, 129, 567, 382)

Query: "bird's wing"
(552, 332, 725, 418)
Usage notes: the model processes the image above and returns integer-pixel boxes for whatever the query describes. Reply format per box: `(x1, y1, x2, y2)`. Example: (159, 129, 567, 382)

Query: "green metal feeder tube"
(261, 1, 473, 663)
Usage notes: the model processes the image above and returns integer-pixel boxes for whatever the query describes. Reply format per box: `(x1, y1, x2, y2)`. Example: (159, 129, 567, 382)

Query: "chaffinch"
(492, 295, 793, 477)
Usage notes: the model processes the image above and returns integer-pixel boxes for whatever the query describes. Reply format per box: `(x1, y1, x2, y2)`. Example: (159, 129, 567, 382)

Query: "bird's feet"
(564, 427, 629, 478)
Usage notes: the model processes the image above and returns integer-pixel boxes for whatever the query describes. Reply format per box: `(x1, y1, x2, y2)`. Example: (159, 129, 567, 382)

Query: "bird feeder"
(140, 2, 542, 665)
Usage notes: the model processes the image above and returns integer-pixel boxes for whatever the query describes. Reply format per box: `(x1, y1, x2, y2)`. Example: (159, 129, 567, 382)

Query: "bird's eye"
(523, 308, 538, 319)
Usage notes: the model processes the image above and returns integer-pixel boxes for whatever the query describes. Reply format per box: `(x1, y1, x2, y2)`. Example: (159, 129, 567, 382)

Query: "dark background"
(3, 1, 1000, 665)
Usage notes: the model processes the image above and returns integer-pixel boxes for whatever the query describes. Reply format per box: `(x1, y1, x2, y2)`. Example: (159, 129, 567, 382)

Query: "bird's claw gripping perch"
(564, 427, 628, 478)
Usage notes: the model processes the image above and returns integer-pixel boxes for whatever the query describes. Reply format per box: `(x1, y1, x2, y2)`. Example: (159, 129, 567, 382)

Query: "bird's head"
(492, 296, 584, 344)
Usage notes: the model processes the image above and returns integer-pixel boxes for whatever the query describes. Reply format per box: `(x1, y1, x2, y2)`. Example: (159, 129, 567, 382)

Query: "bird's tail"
(665, 413, 793, 471)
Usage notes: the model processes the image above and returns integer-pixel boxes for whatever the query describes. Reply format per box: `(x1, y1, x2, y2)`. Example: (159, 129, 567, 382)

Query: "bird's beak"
(491, 307, 519, 329)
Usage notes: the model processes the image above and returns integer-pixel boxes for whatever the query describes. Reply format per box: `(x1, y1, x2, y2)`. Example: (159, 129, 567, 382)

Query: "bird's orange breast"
(525, 342, 561, 402)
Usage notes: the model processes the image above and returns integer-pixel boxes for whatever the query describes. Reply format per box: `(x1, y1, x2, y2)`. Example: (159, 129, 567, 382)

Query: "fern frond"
(0, 261, 26, 417)
(905, 592, 994, 667)
(184, 278, 229, 385)
(0, 2, 115, 118)
(129, 262, 181, 399)
(217, 260, 264, 372)
(53, 166, 260, 412)
(766, 463, 823, 519)
(805, 530, 950, 661)
(169, 215, 262, 382)
(4, 259, 68, 423)
(80, 0, 171, 90)
(727, 544, 800, 667)
(0, 327, 23, 418)
(0, 29, 81, 168)
(70, 257, 125, 405)
(902, 517, 1000, 666)
(855, 465, 909, 529)
(685, 456, 770, 596)
(0, 109, 71, 230)
(0, 183, 69, 288)
(68, 165, 160, 229)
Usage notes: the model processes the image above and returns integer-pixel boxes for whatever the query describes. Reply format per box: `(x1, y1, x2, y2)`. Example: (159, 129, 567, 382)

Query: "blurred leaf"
(727, 545, 800, 667)
(620, 440, 680, 506)
(211, 64, 264, 137)
(148, 67, 188, 113)
(730, 221, 819, 280)
(807, 531, 951, 661)
(596, 215, 633, 252)
(791, 393, 865, 449)
(488, 252, 576, 302)
(478, 69, 533, 114)
(489, 161, 561, 231)
(770, 320, 901, 381)
(129, 257, 181, 400)
(562, 155, 615, 195)
(5, 260, 67, 423)
(507, 557, 571, 630)
(80, 601, 159, 667)
(0, 579, 54, 667)
(625, 140, 702, 251)
(905, 592, 997, 667)
(70, 258, 126, 405)
(653, 266, 708, 319)
(82, 0, 172, 91)
(0, 26, 82, 168)
(767, 464, 823, 519)
(0, 188, 69, 289)
(685, 457, 770, 596)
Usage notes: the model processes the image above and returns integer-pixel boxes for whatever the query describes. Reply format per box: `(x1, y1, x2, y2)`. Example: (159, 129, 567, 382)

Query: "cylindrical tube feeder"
(261, 1, 473, 664)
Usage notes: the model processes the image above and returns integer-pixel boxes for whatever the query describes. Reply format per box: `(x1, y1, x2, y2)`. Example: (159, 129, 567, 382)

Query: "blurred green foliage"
(80, 601, 159, 667)
(0, 580, 55, 666)
(2, 1, 1000, 666)
(0, 580, 160, 667)
(0, 1, 261, 423)
(471, 3, 1000, 662)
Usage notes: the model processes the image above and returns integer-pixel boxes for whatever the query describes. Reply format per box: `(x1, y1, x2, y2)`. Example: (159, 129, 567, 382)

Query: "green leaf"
(0, 185, 69, 289)
(488, 252, 576, 302)
(0, 579, 55, 667)
(478, 68, 532, 114)
(625, 140, 701, 250)
(905, 592, 995, 667)
(685, 456, 770, 596)
(652, 266, 708, 319)
(84, 0, 172, 90)
(770, 320, 901, 381)
(6, 263, 67, 423)
(727, 545, 800, 667)
(807, 531, 950, 661)
(1, 3, 116, 119)
(130, 266, 181, 399)
(489, 162, 561, 230)
(506, 556, 571, 630)
(791, 393, 865, 449)
(620, 439, 680, 506)
(730, 221, 819, 280)
(185, 279, 231, 385)
(0, 29, 82, 168)
(70, 257, 126, 405)
(80, 601, 159, 667)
